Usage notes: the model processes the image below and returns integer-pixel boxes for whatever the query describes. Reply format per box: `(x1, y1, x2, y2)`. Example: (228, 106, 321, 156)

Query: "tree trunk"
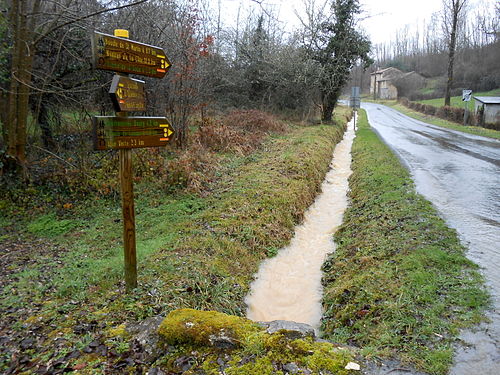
(322, 102, 335, 122)
(37, 99, 57, 151)
(321, 90, 339, 122)
(0, 92, 7, 140)
(6, 0, 20, 172)
(5, 0, 38, 177)
(445, 19, 457, 106)
(444, 0, 465, 107)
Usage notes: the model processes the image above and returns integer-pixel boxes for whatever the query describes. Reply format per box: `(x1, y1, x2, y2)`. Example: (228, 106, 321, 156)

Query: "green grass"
(418, 88, 500, 109)
(0, 109, 350, 373)
(390, 102, 500, 139)
(27, 213, 80, 237)
(321, 109, 489, 374)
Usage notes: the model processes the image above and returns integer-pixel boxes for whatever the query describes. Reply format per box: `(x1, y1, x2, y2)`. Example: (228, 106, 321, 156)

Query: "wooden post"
(463, 99, 469, 126)
(120, 148, 137, 290)
(114, 29, 137, 291)
(91, 28, 172, 291)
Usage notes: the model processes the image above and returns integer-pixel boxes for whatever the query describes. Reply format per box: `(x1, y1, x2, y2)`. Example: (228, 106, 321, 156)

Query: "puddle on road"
(245, 117, 356, 329)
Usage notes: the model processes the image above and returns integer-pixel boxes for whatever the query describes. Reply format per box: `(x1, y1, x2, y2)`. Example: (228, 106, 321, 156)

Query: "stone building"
(370, 68, 426, 100)
(370, 67, 403, 100)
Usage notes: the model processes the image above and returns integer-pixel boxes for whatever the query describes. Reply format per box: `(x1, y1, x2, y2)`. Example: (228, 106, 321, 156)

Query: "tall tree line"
(0, 0, 370, 179)
(367, 0, 499, 100)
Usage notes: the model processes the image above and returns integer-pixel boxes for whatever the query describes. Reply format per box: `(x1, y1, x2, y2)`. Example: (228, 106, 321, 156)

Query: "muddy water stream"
(245, 118, 355, 329)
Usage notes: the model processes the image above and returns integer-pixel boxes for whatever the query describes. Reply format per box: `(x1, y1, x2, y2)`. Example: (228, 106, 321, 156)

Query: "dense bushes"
(0, 110, 290, 210)
(163, 110, 288, 193)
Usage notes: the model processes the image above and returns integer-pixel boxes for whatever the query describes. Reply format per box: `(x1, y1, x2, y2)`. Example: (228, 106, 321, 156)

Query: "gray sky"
(219, 0, 497, 45)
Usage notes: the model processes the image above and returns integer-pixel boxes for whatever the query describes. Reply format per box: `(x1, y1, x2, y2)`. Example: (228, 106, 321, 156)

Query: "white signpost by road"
(462, 89, 472, 102)
(462, 89, 472, 125)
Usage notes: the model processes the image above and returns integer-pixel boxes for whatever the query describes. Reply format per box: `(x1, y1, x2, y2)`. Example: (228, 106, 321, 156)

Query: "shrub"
(448, 106, 464, 123)
(223, 110, 287, 134)
(195, 117, 257, 155)
(196, 117, 236, 151)
(162, 144, 219, 193)
(399, 97, 409, 106)
(423, 104, 437, 116)
(436, 106, 450, 120)
(194, 110, 288, 156)
(483, 121, 500, 131)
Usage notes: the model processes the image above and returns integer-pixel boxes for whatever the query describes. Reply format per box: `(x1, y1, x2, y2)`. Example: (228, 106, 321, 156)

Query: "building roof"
(370, 67, 402, 76)
(371, 67, 405, 82)
(473, 96, 500, 104)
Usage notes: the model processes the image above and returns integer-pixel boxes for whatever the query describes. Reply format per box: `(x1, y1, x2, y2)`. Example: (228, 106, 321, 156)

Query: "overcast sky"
(219, 0, 497, 45)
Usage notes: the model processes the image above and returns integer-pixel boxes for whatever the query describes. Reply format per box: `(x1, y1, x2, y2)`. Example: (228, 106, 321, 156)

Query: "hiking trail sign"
(92, 31, 171, 78)
(93, 116, 174, 150)
(91, 29, 173, 291)
(109, 75, 146, 112)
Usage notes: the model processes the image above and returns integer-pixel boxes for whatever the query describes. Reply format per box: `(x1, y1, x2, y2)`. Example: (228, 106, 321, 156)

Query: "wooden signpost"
(91, 29, 173, 291)
(92, 31, 171, 78)
(92, 116, 174, 150)
(109, 75, 146, 112)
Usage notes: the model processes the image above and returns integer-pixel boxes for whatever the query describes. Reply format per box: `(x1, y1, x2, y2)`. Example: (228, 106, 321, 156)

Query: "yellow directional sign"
(109, 75, 146, 112)
(92, 31, 171, 78)
(92, 116, 175, 150)
(160, 123, 174, 140)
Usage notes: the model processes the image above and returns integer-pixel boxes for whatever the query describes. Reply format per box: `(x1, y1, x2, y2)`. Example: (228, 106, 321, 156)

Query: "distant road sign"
(109, 75, 146, 112)
(92, 116, 174, 150)
(92, 31, 171, 78)
(350, 86, 361, 109)
(462, 89, 472, 102)
(350, 98, 361, 109)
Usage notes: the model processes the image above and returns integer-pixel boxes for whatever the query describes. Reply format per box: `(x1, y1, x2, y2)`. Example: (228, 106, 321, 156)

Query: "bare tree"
(442, 0, 467, 106)
(2, 0, 147, 178)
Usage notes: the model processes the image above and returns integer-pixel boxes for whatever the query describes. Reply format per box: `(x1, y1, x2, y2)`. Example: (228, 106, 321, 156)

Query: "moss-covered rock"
(158, 308, 261, 349)
(155, 309, 359, 375)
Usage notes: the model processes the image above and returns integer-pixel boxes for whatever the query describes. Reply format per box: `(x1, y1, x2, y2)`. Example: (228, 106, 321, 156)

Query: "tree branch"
(34, 0, 149, 46)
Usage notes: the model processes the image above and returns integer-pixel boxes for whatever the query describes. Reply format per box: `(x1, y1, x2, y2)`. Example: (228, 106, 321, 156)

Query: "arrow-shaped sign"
(92, 116, 175, 150)
(109, 75, 146, 112)
(92, 31, 171, 78)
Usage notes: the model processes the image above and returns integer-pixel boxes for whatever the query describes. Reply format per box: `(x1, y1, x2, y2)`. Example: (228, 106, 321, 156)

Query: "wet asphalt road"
(362, 103, 500, 374)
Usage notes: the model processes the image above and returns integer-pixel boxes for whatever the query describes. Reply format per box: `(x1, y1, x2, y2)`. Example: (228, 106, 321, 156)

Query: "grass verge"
(417, 88, 500, 109)
(321, 109, 489, 375)
(0, 109, 350, 373)
(389, 101, 500, 140)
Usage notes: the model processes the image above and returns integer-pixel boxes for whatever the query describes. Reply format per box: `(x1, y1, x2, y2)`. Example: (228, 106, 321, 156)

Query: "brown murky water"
(245, 117, 356, 329)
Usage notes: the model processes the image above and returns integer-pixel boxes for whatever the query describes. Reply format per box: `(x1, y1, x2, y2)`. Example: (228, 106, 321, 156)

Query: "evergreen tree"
(309, 0, 372, 121)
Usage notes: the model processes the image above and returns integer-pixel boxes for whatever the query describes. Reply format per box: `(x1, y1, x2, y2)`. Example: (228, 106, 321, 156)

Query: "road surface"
(362, 102, 500, 374)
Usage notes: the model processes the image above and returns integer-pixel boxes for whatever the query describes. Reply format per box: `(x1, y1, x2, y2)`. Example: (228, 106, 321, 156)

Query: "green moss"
(304, 342, 352, 374)
(105, 323, 128, 338)
(158, 309, 261, 347)
(226, 356, 280, 375)
(156, 309, 357, 375)
(263, 334, 314, 362)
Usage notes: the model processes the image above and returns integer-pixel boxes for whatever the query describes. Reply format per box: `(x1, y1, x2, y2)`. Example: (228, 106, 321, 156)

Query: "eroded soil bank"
(245, 117, 356, 329)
